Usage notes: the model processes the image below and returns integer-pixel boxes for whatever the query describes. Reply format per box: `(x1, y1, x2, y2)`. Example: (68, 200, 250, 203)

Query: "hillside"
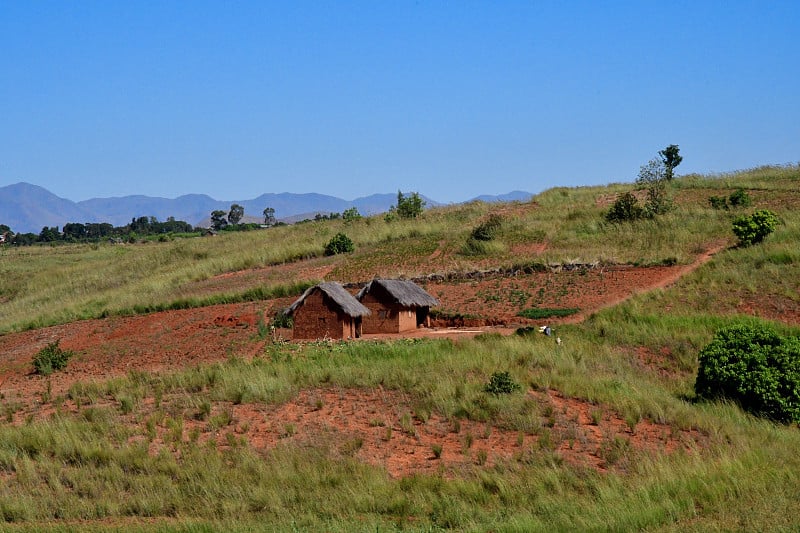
(0, 165, 799, 531)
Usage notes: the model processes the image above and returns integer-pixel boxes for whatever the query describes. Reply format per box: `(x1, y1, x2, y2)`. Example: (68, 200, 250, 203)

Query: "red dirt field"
(0, 240, 741, 477)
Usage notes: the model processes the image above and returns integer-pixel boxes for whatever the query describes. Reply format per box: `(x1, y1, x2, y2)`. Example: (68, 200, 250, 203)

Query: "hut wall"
(292, 291, 350, 340)
(360, 293, 417, 334)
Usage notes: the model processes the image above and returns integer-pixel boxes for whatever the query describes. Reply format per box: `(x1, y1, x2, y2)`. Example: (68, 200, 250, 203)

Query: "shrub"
(732, 209, 779, 246)
(695, 324, 800, 423)
(728, 188, 752, 208)
(33, 340, 74, 376)
(324, 233, 355, 255)
(605, 192, 643, 223)
(708, 196, 728, 210)
(484, 371, 521, 395)
(470, 214, 503, 241)
(271, 309, 294, 328)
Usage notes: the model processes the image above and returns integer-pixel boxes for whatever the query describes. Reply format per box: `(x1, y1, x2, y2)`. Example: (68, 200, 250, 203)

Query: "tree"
(210, 210, 228, 230)
(38, 226, 60, 242)
(658, 144, 682, 180)
(636, 158, 672, 217)
(228, 204, 244, 225)
(63, 223, 87, 241)
(262, 207, 276, 226)
(732, 209, 779, 246)
(342, 207, 361, 222)
(395, 191, 425, 219)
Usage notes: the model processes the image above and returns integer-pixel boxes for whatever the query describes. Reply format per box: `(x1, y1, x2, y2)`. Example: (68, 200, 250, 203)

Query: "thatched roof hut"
(287, 282, 370, 340)
(356, 279, 439, 333)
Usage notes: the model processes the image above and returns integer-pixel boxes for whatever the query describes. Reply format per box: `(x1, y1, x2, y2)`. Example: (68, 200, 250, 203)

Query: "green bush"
(728, 188, 752, 208)
(484, 371, 521, 395)
(732, 209, 779, 246)
(470, 214, 503, 241)
(708, 196, 728, 210)
(605, 192, 643, 223)
(271, 309, 294, 328)
(33, 340, 74, 376)
(324, 233, 355, 256)
(695, 324, 800, 423)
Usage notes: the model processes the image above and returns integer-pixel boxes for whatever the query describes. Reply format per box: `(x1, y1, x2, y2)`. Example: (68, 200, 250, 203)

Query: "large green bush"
(695, 324, 800, 423)
(732, 209, 778, 246)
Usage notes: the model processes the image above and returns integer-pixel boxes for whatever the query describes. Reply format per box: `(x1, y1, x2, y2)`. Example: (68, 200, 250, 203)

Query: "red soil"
(0, 239, 734, 478)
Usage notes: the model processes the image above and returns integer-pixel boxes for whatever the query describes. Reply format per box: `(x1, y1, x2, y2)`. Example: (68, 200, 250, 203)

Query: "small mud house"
(286, 282, 370, 340)
(356, 279, 439, 334)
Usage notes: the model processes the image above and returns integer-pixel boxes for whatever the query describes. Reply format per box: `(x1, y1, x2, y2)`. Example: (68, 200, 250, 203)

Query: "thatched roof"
(356, 279, 439, 307)
(287, 282, 371, 317)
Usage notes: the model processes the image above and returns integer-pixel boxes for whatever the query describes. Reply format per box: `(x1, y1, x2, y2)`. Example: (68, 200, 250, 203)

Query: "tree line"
(0, 216, 198, 246)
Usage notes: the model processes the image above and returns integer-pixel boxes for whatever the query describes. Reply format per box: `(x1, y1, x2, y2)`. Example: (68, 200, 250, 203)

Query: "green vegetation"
(483, 371, 521, 395)
(518, 307, 580, 319)
(658, 143, 683, 181)
(732, 209, 779, 246)
(0, 164, 799, 529)
(32, 340, 74, 376)
(696, 324, 800, 423)
(605, 191, 644, 223)
(324, 232, 355, 256)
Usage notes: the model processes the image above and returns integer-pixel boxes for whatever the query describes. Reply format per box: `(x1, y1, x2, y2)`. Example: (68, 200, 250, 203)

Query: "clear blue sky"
(1, 1, 798, 203)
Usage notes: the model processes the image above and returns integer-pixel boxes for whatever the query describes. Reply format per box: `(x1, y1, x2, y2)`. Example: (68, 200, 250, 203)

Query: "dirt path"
(0, 241, 730, 478)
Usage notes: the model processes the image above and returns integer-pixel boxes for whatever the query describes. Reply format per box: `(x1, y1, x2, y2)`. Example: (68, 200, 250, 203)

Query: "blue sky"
(1, 1, 798, 203)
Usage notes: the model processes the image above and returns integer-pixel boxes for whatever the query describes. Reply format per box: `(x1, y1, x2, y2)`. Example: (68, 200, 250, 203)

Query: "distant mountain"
(467, 191, 534, 203)
(0, 182, 529, 234)
(0, 183, 96, 233)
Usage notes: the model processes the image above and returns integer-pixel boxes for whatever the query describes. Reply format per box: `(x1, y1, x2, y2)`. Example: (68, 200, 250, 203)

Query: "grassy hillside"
(0, 164, 799, 531)
(2, 164, 797, 335)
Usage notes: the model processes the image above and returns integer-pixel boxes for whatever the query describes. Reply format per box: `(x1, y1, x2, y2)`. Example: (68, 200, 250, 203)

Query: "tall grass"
(4, 328, 800, 530)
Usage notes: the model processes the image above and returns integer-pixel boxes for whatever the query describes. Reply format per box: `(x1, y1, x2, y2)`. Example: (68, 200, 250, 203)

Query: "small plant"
(732, 209, 778, 246)
(324, 232, 355, 256)
(470, 214, 503, 241)
(462, 432, 474, 452)
(431, 443, 443, 459)
(32, 340, 74, 376)
(399, 412, 416, 436)
(475, 449, 488, 465)
(484, 371, 521, 395)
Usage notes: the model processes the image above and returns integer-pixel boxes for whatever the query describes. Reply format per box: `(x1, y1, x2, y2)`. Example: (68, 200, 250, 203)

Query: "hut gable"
(356, 279, 439, 308)
(356, 279, 439, 334)
(287, 282, 370, 340)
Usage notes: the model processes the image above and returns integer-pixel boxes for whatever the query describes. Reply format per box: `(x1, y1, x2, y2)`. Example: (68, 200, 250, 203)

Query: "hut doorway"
(416, 308, 430, 328)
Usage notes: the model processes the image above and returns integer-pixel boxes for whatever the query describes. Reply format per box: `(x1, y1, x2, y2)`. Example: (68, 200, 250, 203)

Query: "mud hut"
(356, 279, 439, 334)
(286, 282, 370, 340)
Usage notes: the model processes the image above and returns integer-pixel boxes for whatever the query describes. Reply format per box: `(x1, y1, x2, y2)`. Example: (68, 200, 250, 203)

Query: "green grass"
(1, 164, 800, 530)
(3, 165, 799, 333)
(517, 308, 580, 320)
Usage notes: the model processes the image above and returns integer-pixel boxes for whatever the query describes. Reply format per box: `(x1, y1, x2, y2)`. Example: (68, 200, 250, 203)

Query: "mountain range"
(0, 182, 533, 234)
